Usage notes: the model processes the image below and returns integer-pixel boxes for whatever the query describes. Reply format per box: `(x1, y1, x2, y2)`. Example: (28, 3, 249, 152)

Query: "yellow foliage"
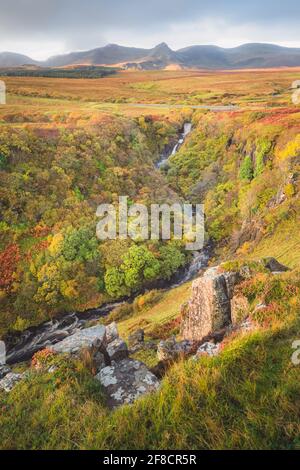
(276, 134, 300, 161)
(48, 233, 64, 257)
(236, 241, 253, 256)
(60, 280, 78, 299)
(284, 183, 295, 198)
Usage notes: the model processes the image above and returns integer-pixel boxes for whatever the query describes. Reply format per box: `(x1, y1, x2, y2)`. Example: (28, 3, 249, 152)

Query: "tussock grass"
(250, 217, 300, 269)
(1, 271, 299, 450)
(117, 282, 192, 341)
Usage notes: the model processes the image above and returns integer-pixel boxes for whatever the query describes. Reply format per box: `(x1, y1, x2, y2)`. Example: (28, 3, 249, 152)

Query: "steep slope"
(167, 107, 300, 268)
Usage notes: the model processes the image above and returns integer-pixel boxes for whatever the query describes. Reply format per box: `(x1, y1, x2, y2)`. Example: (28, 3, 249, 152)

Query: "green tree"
(122, 245, 160, 291)
(0, 153, 7, 169)
(61, 226, 99, 263)
(254, 139, 271, 177)
(158, 244, 186, 280)
(104, 267, 127, 298)
(240, 155, 253, 181)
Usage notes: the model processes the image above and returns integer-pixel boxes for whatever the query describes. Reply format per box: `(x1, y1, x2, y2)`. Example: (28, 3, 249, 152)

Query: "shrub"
(31, 348, 57, 370)
(104, 302, 133, 323)
(239, 155, 253, 181)
(132, 290, 163, 312)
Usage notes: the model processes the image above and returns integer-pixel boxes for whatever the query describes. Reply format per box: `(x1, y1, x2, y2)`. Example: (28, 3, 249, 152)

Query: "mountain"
(2, 43, 300, 69)
(221, 43, 300, 68)
(44, 44, 149, 67)
(0, 52, 37, 67)
(42, 42, 300, 70)
(177, 43, 300, 68)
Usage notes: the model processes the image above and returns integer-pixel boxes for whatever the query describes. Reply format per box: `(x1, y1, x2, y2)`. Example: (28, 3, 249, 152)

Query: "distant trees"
(0, 66, 117, 79)
(158, 244, 186, 280)
(0, 153, 7, 169)
(105, 244, 160, 297)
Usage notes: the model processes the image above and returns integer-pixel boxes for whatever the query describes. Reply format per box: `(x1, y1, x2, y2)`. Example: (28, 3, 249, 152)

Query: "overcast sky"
(1, 0, 300, 60)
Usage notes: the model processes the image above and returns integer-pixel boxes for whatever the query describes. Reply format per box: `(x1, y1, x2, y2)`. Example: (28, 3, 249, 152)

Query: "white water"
(5, 121, 210, 365)
(156, 122, 192, 168)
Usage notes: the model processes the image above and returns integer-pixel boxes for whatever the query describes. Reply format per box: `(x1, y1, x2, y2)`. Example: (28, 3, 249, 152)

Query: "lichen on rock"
(96, 359, 160, 408)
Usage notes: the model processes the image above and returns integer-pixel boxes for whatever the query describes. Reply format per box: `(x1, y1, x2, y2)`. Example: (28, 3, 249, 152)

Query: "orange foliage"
(31, 224, 51, 238)
(0, 244, 20, 292)
(31, 348, 57, 370)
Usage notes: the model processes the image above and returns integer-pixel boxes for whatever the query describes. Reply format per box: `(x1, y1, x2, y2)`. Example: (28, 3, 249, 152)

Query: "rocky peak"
(154, 42, 172, 51)
(149, 42, 174, 60)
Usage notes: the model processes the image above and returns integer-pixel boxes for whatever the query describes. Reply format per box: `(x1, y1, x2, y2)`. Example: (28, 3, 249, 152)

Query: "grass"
(2, 67, 300, 115)
(250, 216, 300, 269)
(1, 67, 300, 449)
(1, 67, 300, 127)
(1, 269, 299, 449)
(117, 282, 192, 341)
(1, 270, 299, 449)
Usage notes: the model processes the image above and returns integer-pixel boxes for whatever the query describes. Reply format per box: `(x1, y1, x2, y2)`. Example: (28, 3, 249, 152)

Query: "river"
(156, 122, 192, 168)
(5, 122, 210, 365)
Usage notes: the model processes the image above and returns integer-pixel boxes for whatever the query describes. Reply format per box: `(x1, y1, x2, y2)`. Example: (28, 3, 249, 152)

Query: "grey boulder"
(107, 338, 128, 362)
(0, 365, 11, 380)
(50, 325, 106, 355)
(157, 337, 194, 362)
(263, 257, 289, 273)
(106, 322, 119, 344)
(128, 329, 144, 347)
(194, 342, 220, 358)
(181, 267, 237, 341)
(0, 372, 25, 392)
(96, 358, 160, 408)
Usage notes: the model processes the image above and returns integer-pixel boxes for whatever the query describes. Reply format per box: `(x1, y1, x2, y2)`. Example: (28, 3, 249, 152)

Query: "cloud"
(0, 0, 300, 59)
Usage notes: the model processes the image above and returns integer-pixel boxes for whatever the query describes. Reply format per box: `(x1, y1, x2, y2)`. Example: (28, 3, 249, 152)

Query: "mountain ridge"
(2, 42, 300, 69)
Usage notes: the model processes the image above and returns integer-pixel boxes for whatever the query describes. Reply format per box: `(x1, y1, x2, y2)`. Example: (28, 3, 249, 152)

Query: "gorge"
(4, 122, 209, 366)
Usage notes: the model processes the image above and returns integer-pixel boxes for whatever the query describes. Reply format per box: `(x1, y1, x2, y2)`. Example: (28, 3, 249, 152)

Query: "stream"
(5, 122, 210, 365)
(156, 122, 192, 168)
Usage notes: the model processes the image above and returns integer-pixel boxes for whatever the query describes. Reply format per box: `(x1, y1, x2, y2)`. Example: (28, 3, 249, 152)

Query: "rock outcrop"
(96, 359, 160, 408)
(194, 342, 220, 358)
(0, 372, 25, 392)
(50, 325, 107, 355)
(263, 257, 289, 273)
(180, 259, 287, 343)
(0, 365, 11, 380)
(181, 267, 239, 341)
(48, 323, 158, 407)
(231, 293, 250, 324)
(292, 80, 300, 89)
(292, 89, 300, 105)
(106, 322, 119, 343)
(107, 338, 128, 362)
(0, 323, 159, 408)
(157, 337, 195, 362)
(128, 329, 145, 352)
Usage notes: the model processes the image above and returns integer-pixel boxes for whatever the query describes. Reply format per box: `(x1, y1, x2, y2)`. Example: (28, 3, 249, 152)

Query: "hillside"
(0, 70, 299, 450)
(3, 43, 300, 69)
